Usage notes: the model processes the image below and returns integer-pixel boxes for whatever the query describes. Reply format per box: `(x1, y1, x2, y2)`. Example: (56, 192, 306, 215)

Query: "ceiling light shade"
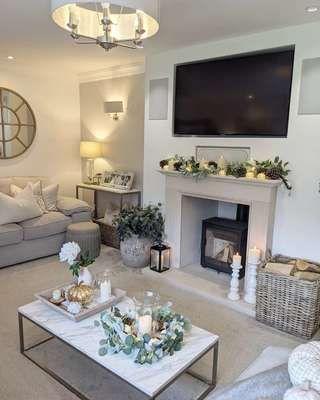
(51, 0, 160, 51)
(80, 141, 102, 158)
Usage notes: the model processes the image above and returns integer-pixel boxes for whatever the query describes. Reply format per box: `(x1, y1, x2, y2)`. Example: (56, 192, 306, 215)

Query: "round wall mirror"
(0, 88, 36, 159)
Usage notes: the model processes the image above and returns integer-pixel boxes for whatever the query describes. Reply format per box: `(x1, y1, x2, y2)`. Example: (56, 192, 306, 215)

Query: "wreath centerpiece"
(94, 300, 192, 365)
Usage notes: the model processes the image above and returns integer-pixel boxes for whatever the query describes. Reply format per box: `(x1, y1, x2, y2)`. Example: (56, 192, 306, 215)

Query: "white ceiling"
(0, 0, 320, 75)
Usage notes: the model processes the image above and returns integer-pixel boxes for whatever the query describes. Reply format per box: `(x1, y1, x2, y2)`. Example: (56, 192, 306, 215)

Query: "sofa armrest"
(57, 196, 92, 217)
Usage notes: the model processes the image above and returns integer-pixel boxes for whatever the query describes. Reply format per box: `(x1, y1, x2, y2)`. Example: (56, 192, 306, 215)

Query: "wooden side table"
(76, 183, 142, 249)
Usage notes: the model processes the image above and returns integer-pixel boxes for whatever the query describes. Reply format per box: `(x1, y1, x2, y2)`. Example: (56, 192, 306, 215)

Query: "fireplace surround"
(161, 171, 282, 270)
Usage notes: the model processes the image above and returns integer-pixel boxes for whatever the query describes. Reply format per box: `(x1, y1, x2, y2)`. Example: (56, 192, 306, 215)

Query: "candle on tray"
(52, 289, 61, 301)
(138, 314, 152, 336)
(248, 246, 261, 264)
(232, 252, 242, 267)
(100, 280, 111, 302)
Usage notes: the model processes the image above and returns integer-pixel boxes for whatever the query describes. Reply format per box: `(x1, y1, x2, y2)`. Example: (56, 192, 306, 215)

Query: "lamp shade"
(104, 101, 124, 114)
(80, 141, 102, 158)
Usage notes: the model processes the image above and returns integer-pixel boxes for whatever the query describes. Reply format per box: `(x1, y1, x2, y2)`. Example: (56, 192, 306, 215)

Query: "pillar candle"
(248, 246, 261, 263)
(138, 315, 152, 336)
(219, 169, 226, 176)
(246, 171, 255, 179)
(232, 252, 242, 267)
(100, 280, 111, 302)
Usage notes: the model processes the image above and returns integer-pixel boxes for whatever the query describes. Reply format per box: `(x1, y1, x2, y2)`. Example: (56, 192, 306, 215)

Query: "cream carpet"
(0, 246, 313, 400)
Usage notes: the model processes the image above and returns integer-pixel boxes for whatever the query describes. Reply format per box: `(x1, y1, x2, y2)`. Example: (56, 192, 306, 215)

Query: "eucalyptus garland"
(159, 155, 292, 190)
(94, 302, 192, 365)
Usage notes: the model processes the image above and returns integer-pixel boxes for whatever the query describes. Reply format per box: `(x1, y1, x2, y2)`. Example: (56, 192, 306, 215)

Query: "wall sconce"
(104, 101, 124, 121)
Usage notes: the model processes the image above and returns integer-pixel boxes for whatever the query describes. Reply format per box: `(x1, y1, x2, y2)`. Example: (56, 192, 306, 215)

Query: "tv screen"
(174, 48, 294, 137)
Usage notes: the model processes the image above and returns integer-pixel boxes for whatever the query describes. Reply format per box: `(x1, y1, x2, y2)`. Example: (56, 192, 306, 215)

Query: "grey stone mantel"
(160, 170, 282, 268)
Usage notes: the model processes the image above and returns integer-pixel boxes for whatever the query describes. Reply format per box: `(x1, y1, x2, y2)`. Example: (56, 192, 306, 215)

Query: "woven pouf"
(66, 222, 101, 259)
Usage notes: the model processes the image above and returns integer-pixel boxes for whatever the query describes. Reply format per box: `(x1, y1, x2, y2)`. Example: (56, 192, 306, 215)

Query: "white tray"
(35, 284, 126, 322)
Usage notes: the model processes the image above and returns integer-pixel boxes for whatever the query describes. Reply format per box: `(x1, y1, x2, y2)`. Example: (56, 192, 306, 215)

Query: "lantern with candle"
(133, 291, 160, 337)
(95, 270, 112, 303)
(150, 243, 171, 273)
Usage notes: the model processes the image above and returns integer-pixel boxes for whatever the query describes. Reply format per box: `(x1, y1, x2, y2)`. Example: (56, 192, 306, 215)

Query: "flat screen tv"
(174, 47, 294, 137)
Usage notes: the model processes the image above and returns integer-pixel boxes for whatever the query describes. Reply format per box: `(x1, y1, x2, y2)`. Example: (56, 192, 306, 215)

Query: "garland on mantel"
(159, 155, 292, 190)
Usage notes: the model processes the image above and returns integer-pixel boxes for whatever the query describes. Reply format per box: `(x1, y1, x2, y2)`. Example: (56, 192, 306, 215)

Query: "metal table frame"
(18, 312, 219, 400)
(76, 184, 142, 219)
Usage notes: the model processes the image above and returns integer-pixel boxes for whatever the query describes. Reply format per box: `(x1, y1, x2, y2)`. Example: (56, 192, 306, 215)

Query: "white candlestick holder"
(244, 259, 261, 305)
(228, 263, 243, 301)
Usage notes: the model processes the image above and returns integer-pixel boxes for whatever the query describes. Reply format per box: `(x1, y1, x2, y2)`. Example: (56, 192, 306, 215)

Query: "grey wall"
(80, 73, 145, 189)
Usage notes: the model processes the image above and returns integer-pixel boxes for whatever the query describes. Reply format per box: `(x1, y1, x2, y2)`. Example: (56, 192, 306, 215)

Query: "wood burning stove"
(201, 205, 248, 278)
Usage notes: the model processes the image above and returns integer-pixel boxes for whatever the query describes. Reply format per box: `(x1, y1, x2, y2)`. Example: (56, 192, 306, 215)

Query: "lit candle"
(219, 169, 226, 176)
(200, 158, 209, 169)
(248, 246, 261, 264)
(100, 280, 111, 302)
(232, 252, 242, 267)
(257, 172, 266, 180)
(138, 314, 152, 336)
(246, 171, 255, 179)
(162, 165, 169, 171)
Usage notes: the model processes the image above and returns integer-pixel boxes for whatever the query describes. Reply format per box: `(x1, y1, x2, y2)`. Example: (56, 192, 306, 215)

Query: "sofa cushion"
(0, 223, 23, 247)
(20, 211, 71, 240)
(57, 196, 92, 216)
(0, 178, 13, 196)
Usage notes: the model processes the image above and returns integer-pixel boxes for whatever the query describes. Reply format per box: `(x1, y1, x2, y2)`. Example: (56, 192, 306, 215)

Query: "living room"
(1, 1, 320, 399)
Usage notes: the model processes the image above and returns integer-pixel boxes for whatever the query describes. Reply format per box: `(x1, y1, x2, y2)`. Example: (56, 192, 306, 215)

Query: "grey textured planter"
(120, 235, 153, 268)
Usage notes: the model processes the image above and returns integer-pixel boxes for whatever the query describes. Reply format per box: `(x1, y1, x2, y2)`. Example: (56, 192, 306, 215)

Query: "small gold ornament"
(67, 283, 94, 305)
(257, 172, 266, 180)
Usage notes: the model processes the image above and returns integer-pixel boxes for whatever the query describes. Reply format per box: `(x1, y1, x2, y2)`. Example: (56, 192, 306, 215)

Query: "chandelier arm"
(72, 32, 99, 42)
(116, 42, 137, 49)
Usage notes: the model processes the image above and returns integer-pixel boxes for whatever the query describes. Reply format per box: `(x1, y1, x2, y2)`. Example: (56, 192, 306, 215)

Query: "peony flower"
(59, 242, 81, 266)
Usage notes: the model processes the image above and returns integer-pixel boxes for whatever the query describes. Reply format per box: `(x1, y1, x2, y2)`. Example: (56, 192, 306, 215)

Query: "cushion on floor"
(20, 211, 71, 240)
(0, 223, 23, 247)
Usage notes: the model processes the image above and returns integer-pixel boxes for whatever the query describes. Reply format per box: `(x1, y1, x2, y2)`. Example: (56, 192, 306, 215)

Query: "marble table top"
(19, 298, 218, 397)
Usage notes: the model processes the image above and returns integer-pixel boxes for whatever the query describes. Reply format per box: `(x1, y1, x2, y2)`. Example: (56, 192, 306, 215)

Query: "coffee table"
(18, 298, 219, 400)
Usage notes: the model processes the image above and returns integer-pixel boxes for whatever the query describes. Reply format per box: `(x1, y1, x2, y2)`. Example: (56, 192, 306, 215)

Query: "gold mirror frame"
(0, 87, 36, 159)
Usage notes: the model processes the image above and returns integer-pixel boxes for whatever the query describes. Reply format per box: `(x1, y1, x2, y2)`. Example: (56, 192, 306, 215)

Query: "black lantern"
(150, 244, 171, 273)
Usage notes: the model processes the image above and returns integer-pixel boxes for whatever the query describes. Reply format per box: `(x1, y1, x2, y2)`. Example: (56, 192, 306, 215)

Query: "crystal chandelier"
(51, 0, 160, 51)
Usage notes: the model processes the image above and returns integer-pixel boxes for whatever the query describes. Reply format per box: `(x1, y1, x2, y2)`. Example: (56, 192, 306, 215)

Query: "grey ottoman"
(66, 222, 101, 259)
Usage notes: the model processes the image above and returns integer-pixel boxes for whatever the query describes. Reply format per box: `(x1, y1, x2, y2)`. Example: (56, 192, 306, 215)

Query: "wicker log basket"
(256, 253, 320, 339)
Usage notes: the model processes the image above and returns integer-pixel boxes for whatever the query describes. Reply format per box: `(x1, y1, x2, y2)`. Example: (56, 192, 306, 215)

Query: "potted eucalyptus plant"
(113, 204, 164, 268)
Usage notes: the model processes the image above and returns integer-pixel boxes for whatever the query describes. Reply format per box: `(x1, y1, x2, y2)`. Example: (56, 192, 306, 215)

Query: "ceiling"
(0, 0, 320, 75)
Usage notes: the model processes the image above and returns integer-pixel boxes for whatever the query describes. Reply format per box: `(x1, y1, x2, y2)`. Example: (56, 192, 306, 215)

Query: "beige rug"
(0, 246, 312, 400)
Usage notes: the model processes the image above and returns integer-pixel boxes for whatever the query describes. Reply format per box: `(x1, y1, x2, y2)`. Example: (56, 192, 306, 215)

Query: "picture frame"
(101, 171, 135, 191)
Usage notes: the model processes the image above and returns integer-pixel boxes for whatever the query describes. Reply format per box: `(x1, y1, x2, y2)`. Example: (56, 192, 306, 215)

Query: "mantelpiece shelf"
(159, 170, 282, 188)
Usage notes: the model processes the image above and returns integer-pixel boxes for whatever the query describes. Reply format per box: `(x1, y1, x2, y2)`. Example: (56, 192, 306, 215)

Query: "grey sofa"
(0, 177, 92, 268)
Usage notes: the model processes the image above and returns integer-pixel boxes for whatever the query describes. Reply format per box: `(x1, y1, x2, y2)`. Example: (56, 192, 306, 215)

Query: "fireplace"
(201, 205, 248, 278)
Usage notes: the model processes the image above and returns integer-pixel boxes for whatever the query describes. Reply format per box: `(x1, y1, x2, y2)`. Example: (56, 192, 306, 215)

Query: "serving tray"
(35, 284, 126, 322)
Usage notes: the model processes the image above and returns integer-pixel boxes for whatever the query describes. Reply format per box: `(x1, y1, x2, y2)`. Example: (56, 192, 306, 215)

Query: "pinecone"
(256, 166, 267, 175)
(208, 161, 218, 168)
(160, 159, 169, 169)
(174, 161, 183, 171)
(266, 167, 282, 180)
(227, 163, 247, 178)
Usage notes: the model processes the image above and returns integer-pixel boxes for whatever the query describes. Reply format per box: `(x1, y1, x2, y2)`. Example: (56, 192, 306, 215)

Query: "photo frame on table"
(102, 171, 135, 191)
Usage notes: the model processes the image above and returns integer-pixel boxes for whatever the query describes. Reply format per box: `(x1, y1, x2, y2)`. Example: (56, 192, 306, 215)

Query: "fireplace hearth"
(201, 206, 248, 278)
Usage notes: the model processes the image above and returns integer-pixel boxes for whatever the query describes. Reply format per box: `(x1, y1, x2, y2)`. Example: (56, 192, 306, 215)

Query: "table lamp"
(80, 141, 102, 183)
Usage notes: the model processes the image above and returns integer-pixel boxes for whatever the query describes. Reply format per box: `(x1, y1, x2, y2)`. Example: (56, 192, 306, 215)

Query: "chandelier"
(51, 0, 160, 51)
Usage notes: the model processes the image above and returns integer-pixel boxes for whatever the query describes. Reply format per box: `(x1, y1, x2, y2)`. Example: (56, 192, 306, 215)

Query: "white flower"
(67, 302, 82, 315)
(59, 242, 81, 265)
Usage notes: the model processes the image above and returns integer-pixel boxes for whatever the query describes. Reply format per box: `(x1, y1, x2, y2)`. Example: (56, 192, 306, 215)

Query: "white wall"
(0, 65, 81, 196)
(80, 73, 145, 189)
(144, 22, 320, 262)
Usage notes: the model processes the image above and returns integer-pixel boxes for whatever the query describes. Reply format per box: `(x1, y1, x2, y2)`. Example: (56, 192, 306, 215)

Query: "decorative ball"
(67, 283, 94, 305)
(284, 384, 320, 400)
(288, 342, 320, 391)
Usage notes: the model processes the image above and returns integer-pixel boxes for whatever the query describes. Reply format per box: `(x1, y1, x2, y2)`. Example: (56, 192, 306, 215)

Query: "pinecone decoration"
(265, 167, 282, 180)
(174, 161, 183, 171)
(227, 163, 247, 178)
(208, 161, 218, 168)
(160, 159, 169, 169)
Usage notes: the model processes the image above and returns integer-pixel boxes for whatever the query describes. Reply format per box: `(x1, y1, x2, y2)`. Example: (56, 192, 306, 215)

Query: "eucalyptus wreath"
(94, 303, 192, 365)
